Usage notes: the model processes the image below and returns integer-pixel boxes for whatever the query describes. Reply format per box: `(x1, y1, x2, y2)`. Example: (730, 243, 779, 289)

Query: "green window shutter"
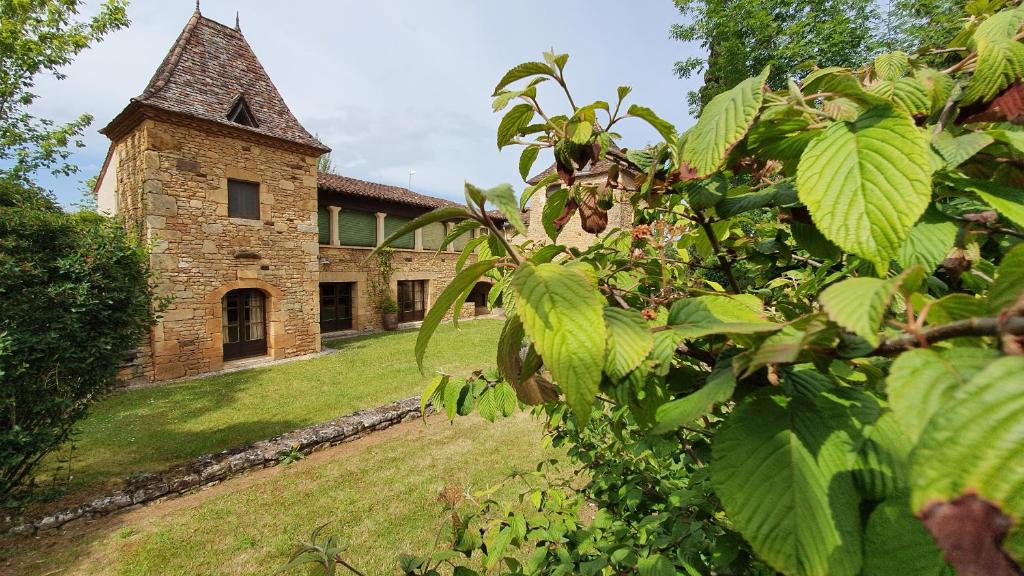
(317, 207, 330, 244)
(422, 221, 446, 251)
(339, 210, 377, 247)
(451, 225, 471, 251)
(384, 215, 415, 249)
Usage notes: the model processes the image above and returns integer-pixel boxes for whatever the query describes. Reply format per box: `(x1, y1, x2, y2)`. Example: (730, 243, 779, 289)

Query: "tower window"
(228, 179, 260, 220)
(227, 95, 258, 127)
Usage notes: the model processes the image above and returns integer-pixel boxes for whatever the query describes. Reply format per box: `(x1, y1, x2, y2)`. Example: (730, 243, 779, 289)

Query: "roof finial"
(195, 0, 200, 13)
(235, 11, 241, 31)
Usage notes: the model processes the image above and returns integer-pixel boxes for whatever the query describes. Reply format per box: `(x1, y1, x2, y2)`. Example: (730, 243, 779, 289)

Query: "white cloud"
(29, 0, 704, 206)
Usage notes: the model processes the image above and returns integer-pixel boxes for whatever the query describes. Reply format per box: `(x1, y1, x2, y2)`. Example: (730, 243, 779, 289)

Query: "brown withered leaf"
(512, 375, 559, 405)
(958, 82, 1024, 125)
(578, 193, 608, 234)
(556, 159, 575, 186)
(553, 197, 578, 230)
(920, 493, 1023, 576)
(677, 162, 700, 182)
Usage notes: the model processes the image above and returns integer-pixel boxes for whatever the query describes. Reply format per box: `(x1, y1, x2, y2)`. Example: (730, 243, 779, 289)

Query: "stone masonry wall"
(319, 245, 478, 332)
(114, 119, 321, 382)
(525, 173, 635, 251)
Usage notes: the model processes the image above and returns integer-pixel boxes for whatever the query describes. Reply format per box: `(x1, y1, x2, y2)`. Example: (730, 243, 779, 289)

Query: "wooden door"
(320, 282, 354, 333)
(222, 289, 267, 360)
(397, 280, 426, 322)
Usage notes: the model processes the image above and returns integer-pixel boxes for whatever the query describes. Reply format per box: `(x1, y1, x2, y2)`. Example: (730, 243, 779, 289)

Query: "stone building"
(524, 158, 635, 250)
(94, 8, 492, 383)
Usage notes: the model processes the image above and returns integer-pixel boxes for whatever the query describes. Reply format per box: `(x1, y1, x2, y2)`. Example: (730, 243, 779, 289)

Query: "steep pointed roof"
(102, 10, 327, 153)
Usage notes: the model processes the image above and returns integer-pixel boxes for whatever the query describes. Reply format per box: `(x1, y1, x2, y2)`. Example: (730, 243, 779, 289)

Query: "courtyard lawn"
(5, 412, 563, 576)
(37, 319, 503, 500)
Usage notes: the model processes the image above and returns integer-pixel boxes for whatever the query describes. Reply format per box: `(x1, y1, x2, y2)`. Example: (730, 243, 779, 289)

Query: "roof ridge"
(141, 11, 201, 99)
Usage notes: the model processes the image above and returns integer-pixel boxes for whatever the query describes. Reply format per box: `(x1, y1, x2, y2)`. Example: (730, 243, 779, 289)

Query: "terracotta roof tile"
(318, 173, 460, 210)
(106, 10, 326, 152)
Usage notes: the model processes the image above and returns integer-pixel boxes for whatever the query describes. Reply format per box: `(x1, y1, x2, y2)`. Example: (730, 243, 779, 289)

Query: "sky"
(30, 0, 704, 207)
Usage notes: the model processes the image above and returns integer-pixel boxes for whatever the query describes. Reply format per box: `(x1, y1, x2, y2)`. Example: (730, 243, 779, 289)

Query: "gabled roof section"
(317, 173, 508, 222)
(103, 9, 327, 153)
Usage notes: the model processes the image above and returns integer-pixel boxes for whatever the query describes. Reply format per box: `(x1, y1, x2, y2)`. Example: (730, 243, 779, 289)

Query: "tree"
(294, 3, 1024, 574)
(671, 0, 964, 112)
(0, 0, 129, 197)
(0, 0, 154, 503)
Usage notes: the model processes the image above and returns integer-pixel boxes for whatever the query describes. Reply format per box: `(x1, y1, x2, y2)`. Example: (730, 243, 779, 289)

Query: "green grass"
(39, 320, 503, 497)
(8, 413, 559, 576)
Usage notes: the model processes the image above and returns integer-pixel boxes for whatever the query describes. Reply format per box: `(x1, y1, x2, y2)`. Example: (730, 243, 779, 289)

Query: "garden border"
(9, 396, 424, 535)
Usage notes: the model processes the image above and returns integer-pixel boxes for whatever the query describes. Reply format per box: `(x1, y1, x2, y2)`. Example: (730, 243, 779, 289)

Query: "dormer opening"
(227, 94, 258, 127)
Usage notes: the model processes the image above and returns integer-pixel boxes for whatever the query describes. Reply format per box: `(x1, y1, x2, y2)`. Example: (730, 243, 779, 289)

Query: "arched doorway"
(222, 288, 267, 360)
(469, 282, 495, 316)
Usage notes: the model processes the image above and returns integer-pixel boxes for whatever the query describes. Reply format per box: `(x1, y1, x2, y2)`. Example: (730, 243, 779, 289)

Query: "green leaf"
(603, 307, 654, 381)
(542, 188, 569, 242)
(682, 67, 769, 176)
(493, 62, 553, 95)
(712, 386, 865, 576)
(497, 104, 536, 150)
(910, 357, 1024, 546)
(990, 244, 1024, 311)
(368, 207, 472, 259)
(497, 316, 525, 387)
(421, 374, 449, 416)
(819, 270, 918, 347)
(854, 411, 913, 500)
(796, 105, 932, 268)
(476, 388, 498, 422)
(863, 497, 954, 576)
(512, 262, 605, 425)
(480, 182, 525, 235)
(455, 235, 488, 273)
(874, 51, 910, 80)
(925, 293, 990, 324)
(668, 294, 778, 339)
(886, 347, 998, 444)
(439, 219, 481, 252)
(960, 7, 1024, 104)
(626, 104, 676, 143)
(442, 378, 465, 421)
(717, 180, 798, 217)
(896, 206, 957, 273)
(617, 85, 632, 102)
(791, 221, 841, 261)
(415, 259, 498, 371)
(931, 131, 994, 168)
(493, 381, 518, 416)
(637, 554, 675, 576)
(988, 128, 1024, 153)
(651, 360, 735, 434)
(518, 147, 540, 182)
(567, 119, 593, 144)
(955, 177, 1024, 229)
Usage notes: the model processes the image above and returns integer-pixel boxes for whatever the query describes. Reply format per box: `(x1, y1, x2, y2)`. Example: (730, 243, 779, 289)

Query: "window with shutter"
(338, 210, 377, 247)
(421, 221, 446, 250)
(228, 179, 260, 220)
(451, 225, 471, 251)
(317, 207, 330, 244)
(384, 215, 414, 249)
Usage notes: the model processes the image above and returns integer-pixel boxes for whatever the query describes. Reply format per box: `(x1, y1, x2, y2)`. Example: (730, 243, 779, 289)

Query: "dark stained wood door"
(397, 280, 427, 322)
(320, 282, 354, 333)
(222, 289, 267, 360)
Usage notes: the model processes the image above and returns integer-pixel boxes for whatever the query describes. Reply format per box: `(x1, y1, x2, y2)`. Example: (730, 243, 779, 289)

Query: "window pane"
(228, 179, 260, 220)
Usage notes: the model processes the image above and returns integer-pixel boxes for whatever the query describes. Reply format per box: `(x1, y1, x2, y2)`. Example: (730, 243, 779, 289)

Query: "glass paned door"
(222, 289, 267, 360)
(397, 280, 427, 322)
(320, 283, 354, 333)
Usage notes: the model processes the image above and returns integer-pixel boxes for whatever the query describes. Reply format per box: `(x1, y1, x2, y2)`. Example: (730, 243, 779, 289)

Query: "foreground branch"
(873, 316, 1024, 356)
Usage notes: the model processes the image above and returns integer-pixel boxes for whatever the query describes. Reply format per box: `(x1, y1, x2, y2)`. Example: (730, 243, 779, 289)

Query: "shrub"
(0, 204, 155, 501)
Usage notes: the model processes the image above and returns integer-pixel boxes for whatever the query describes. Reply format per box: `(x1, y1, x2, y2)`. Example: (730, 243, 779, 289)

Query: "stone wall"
(525, 173, 635, 250)
(113, 118, 322, 382)
(319, 245, 479, 332)
(8, 398, 424, 535)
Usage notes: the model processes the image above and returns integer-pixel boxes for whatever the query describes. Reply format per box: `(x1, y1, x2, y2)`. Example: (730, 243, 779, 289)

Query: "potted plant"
(381, 294, 399, 331)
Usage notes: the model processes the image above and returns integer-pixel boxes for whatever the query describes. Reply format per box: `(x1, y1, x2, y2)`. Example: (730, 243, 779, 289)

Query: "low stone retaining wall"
(9, 396, 423, 535)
